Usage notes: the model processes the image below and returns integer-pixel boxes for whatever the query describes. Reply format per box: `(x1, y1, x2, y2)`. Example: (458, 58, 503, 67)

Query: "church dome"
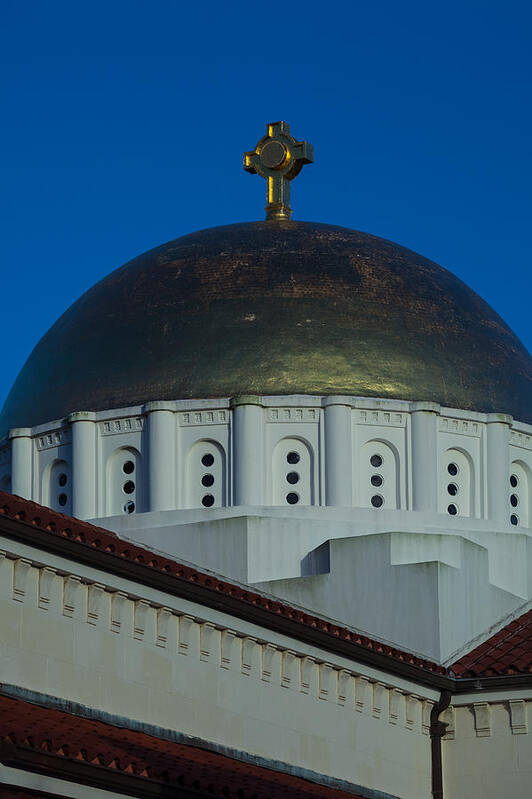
(2, 220, 532, 434)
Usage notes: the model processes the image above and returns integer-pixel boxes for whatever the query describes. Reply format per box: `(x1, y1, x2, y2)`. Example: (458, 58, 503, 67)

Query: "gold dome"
(2, 220, 532, 434)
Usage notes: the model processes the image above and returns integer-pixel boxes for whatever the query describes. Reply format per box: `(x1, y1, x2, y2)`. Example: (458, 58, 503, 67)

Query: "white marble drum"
(0, 395, 530, 529)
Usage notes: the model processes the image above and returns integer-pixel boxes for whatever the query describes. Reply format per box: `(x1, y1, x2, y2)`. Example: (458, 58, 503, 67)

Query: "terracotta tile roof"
(0, 694, 365, 799)
(450, 609, 532, 677)
(0, 490, 446, 677)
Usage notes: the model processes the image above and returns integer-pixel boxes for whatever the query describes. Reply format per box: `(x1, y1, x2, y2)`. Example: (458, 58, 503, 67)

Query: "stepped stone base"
(99, 506, 532, 663)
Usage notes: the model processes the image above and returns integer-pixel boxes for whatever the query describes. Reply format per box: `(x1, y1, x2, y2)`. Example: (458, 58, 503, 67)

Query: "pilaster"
(486, 414, 512, 524)
(411, 403, 439, 512)
(9, 427, 32, 499)
(323, 397, 352, 506)
(231, 396, 264, 506)
(145, 401, 176, 512)
(68, 412, 96, 519)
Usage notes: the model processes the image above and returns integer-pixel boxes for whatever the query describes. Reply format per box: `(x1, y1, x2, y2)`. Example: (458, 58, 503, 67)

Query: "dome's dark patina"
(2, 220, 532, 434)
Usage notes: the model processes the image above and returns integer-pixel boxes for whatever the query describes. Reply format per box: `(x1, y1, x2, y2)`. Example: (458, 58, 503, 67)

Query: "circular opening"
(447, 503, 458, 516)
(58, 493, 67, 507)
(371, 494, 384, 508)
(510, 474, 518, 488)
(201, 473, 215, 487)
(124, 501, 135, 514)
(286, 471, 299, 485)
(201, 453, 215, 467)
(123, 460, 135, 475)
(286, 492, 299, 505)
(370, 454, 383, 468)
(510, 514, 519, 526)
(58, 473, 67, 487)
(370, 474, 383, 487)
(510, 493, 519, 507)
(286, 451, 300, 465)
(202, 494, 215, 507)
(447, 483, 458, 496)
(123, 480, 135, 495)
(447, 463, 458, 476)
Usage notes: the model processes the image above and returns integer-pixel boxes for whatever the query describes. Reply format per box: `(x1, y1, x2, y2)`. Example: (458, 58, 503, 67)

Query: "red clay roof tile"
(0, 490, 446, 676)
(1, 490, 530, 681)
(0, 694, 365, 799)
(450, 609, 532, 677)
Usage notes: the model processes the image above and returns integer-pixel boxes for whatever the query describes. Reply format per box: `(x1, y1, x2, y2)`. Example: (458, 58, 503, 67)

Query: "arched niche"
(106, 446, 143, 516)
(185, 439, 226, 509)
(359, 439, 400, 510)
(441, 447, 474, 518)
(272, 437, 314, 507)
(43, 459, 71, 514)
(509, 460, 530, 527)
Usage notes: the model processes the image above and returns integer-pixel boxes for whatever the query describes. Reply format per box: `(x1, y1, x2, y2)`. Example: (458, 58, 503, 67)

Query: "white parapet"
(1, 395, 531, 531)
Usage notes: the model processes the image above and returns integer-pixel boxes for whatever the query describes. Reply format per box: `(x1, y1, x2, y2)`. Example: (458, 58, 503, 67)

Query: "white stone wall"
(444, 695, 531, 798)
(1, 396, 530, 529)
(0, 537, 437, 799)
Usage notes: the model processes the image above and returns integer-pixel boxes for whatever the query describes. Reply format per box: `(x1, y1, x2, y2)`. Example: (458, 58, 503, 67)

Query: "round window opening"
(510, 514, 519, 526)
(123, 480, 135, 495)
(286, 451, 300, 465)
(370, 454, 383, 468)
(286, 492, 299, 505)
(286, 471, 299, 485)
(447, 503, 458, 516)
(447, 463, 459, 477)
(371, 495, 384, 508)
(201, 474, 215, 487)
(447, 483, 458, 496)
(58, 493, 68, 507)
(123, 460, 135, 475)
(202, 453, 215, 467)
(58, 473, 68, 487)
(202, 494, 215, 507)
(371, 474, 383, 487)
(510, 474, 518, 488)
(510, 493, 519, 508)
(124, 501, 135, 514)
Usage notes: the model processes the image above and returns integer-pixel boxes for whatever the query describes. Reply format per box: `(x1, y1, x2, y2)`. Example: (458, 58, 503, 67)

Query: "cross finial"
(244, 122, 314, 221)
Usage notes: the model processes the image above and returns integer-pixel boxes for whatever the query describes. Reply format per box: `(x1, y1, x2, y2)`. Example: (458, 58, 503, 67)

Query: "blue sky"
(1, 1, 531, 408)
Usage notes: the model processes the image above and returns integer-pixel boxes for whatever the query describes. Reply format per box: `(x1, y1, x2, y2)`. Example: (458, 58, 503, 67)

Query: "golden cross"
(244, 122, 314, 221)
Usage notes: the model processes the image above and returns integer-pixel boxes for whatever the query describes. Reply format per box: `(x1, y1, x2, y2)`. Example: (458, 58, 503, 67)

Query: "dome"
(2, 220, 532, 434)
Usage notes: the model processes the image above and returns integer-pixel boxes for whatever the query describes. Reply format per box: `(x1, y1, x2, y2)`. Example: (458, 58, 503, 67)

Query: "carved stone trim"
(473, 702, 491, 737)
(101, 418, 144, 436)
(179, 411, 228, 427)
(13, 558, 31, 602)
(510, 430, 532, 451)
(356, 410, 405, 428)
(87, 583, 105, 626)
(38, 566, 56, 610)
(508, 699, 528, 735)
(267, 408, 319, 423)
(156, 607, 173, 648)
(36, 428, 71, 451)
(439, 417, 481, 437)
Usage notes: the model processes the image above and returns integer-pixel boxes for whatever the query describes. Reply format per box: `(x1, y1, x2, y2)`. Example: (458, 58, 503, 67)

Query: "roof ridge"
(0, 692, 381, 799)
(0, 490, 447, 678)
(2, 490, 531, 681)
